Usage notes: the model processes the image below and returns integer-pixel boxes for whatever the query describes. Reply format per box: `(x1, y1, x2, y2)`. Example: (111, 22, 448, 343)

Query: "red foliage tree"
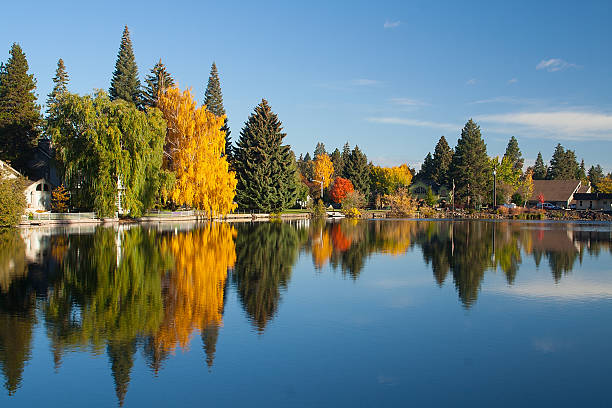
(329, 177, 354, 204)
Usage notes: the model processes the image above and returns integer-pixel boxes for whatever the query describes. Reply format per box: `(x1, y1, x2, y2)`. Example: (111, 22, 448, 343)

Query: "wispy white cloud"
(536, 58, 578, 72)
(478, 110, 612, 141)
(466, 78, 477, 85)
(470, 96, 540, 105)
(367, 117, 458, 132)
(488, 281, 612, 300)
(508, 78, 519, 84)
(384, 20, 401, 29)
(390, 97, 428, 107)
(351, 78, 381, 86)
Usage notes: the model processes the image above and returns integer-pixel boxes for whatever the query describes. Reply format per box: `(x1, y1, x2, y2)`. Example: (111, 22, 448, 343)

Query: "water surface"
(1, 220, 611, 407)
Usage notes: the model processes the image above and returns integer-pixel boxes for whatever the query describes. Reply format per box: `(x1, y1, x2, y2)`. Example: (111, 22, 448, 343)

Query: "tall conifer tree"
(503, 136, 524, 172)
(314, 142, 326, 158)
(204, 62, 231, 159)
(344, 145, 370, 198)
(431, 136, 453, 185)
(109, 26, 141, 107)
(418, 152, 435, 181)
(547, 144, 580, 180)
(533, 152, 547, 180)
(330, 148, 343, 177)
(142, 59, 174, 109)
(449, 119, 489, 206)
(0, 43, 41, 172)
(233, 99, 297, 211)
(46, 58, 69, 113)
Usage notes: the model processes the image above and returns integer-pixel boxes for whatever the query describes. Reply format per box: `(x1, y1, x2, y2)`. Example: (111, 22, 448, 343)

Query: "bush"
(496, 206, 509, 216)
(311, 199, 327, 218)
(0, 172, 26, 227)
(342, 191, 366, 212)
(343, 207, 361, 218)
(382, 187, 417, 217)
(420, 207, 436, 218)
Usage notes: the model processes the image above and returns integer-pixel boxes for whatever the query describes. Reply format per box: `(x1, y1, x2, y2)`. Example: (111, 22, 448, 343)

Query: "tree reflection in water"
(0, 220, 610, 402)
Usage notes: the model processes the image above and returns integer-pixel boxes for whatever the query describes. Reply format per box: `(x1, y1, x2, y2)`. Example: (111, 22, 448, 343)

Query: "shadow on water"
(0, 220, 610, 403)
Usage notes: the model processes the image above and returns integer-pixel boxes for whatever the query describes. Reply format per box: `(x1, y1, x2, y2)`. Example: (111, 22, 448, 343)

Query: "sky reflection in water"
(0, 220, 611, 407)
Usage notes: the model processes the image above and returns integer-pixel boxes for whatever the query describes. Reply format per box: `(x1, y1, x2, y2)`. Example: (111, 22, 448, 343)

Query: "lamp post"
(311, 177, 324, 201)
(493, 167, 497, 208)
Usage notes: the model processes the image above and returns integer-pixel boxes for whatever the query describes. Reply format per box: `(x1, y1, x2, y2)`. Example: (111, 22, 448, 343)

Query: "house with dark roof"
(528, 180, 589, 208)
(573, 193, 612, 211)
(1, 158, 53, 212)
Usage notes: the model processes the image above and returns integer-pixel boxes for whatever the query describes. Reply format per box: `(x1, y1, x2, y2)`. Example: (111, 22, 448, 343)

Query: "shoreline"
(16, 208, 612, 228)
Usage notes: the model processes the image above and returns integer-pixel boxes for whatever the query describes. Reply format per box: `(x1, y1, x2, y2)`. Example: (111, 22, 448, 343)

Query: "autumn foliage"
(313, 153, 334, 188)
(51, 185, 69, 212)
(329, 177, 354, 203)
(153, 223, 236, 353)
(158, 87, 237, 217)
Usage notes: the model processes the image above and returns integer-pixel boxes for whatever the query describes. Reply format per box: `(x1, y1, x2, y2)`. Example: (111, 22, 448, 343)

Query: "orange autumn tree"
(313, 153, 334, 188)
(157, 87, 237, 217)
(154, 223, 237, 353)
(329, 177, 354, 204)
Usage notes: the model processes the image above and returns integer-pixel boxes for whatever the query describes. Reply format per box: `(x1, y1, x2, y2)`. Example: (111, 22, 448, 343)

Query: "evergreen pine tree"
(46, 58, 68, 114)
(233, 99, 297, 211)
(344, 145, 370, 198)
(431, 135, 453, 186)
(330, 148, 343, 177)
(341, 142, 351, 177)
(448, 119, 489, 207)
(314, 142, 326, 158)
(418, 152, 435, 181)
(109, 25, 141, 107)
(547, 144, 580, 180)
(142, 59, 174, 109)
(204, 62, 231, 159)
(578, 159, 587, 181)
(533, 152, 547, 180)
(0, 43, 41, 172)
(503, 136, 524, 172)
(303, 152, 312, 162)
(588, 165, 604, 188)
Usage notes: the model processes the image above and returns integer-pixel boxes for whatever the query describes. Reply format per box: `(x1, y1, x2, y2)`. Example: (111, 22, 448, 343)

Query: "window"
(36, 184, 42, 191)
(580, 201, 583, 206)
(414, 186, 427, 195)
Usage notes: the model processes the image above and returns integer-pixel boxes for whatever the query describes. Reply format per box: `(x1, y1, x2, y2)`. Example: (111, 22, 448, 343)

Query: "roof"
(576, 183, 591, 193)
(0, 159, 22, 178)
(574, 192, 612, 200)
(529, 180, 581, 202)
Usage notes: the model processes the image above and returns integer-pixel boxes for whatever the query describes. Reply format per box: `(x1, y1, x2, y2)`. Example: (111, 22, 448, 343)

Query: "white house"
(24, 179, 53, 212)
(1, 159, 53, 212)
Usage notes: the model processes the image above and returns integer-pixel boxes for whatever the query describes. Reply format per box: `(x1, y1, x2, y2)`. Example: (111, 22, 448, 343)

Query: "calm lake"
(1, 219, 611, 407)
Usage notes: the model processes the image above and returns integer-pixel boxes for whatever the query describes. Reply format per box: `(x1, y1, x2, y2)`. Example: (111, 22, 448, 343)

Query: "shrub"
(342, 191, 366, 211)
(420, 207, 436, 218)
(343, 207, 361, 218)
(382, 187, 417, 217)
(311, 199, 327, 218)
(0, 172, 26, 227)
(497, 206, 509, 216)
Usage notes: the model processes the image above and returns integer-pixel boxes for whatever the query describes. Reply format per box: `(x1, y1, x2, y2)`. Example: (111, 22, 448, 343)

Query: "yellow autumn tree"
(313, 153, 334, 188)
(157, 87, 237, 217)
(154, 223, 236, 352)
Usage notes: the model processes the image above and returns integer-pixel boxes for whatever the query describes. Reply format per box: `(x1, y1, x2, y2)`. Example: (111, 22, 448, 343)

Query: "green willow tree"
(142, 59, 174, 109)
(0, 43, 41, 172)
(47, 91, 166, 217)
(233, 99, 298, 211)
(204, 62, 231, 160)
(109, 26, 141, 107)
(449, 119, 489, 207)
(0, 171, 26, 227)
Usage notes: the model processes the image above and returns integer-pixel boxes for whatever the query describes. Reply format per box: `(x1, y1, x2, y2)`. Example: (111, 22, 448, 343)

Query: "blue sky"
(2, 0, 612, 172)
